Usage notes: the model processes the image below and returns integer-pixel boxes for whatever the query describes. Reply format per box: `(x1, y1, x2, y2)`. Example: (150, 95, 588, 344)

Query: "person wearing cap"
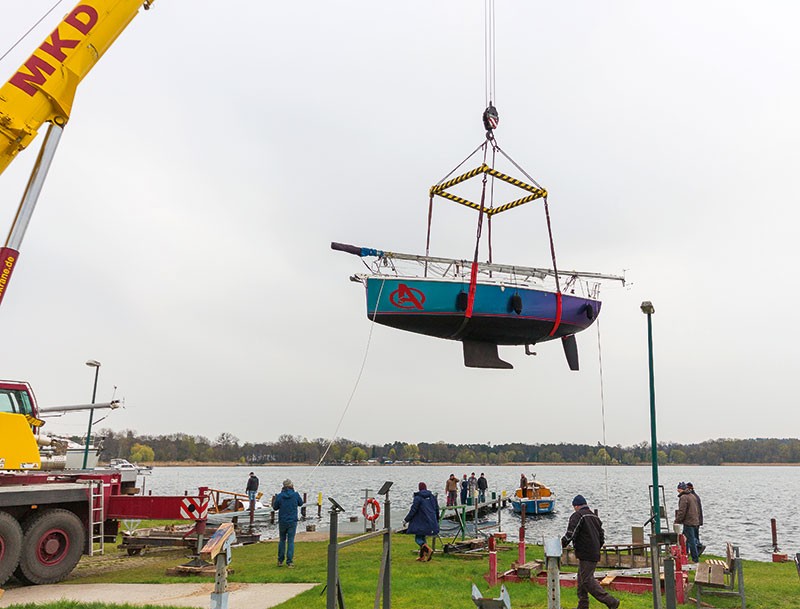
(686, 482, 705, 556)
(403, 482, 440, 561)
(245, 472, 259, 506)
(271, 479, 304, 567)
(561, 494, 620, 609)
(674, 481, 701, 562)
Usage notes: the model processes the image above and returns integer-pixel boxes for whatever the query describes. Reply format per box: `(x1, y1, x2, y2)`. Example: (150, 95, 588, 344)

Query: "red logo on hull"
(389, 284, 425, 309)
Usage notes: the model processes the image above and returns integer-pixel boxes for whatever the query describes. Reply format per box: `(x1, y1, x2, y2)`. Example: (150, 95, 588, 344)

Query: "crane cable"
(484, 0, 496, 108)
(0, 0, 68, 65)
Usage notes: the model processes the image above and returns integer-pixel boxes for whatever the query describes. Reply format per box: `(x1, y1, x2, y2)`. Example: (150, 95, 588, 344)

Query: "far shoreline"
(110, 460, 800, 468)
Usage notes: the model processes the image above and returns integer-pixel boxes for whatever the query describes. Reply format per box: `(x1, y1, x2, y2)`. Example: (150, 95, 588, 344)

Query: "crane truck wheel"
(15, 509, 85, 585)
(0, 511, 24, 586)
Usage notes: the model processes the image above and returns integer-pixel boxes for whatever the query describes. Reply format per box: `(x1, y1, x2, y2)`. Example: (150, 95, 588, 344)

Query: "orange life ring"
(362, 498, 381, 522)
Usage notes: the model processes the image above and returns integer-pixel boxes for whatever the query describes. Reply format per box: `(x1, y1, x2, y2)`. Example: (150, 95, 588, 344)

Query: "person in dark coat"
(403, 482, 440, 561)
(271, 479, 304, 567)
(477, 473, 488, 503)
(460, 474, 468, 505)
(245, 472, 259, 505)
(561, 495, 619, 609)
(686, 482, 705, 556)
(520, 473, 528, 494)
(675, 481, 701, 562)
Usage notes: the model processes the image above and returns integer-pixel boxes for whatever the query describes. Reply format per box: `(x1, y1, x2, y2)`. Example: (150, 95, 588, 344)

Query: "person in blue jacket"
(403, 482, 440, 561)
(460, 474, 468, 505)
(271, 479, 304, 567)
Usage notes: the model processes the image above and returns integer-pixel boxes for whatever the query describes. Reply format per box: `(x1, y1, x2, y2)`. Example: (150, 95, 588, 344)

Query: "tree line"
(93, 429, 800, 465)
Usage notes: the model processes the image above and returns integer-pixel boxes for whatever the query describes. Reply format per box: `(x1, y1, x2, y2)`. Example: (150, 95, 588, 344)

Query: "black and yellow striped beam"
(484, 168, 543, 196)
(429, 164, 490, 197)
(487, 191, 546, 216)
(429, 163, 547, 216)
(433, 190, 486, 212)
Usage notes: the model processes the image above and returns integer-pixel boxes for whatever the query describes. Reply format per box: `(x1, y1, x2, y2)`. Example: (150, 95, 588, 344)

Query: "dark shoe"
(287, 563, 295, 569)
(697, 543, 706, 556)
(277, 562, 283, 567)
(609, 600, 620, 609)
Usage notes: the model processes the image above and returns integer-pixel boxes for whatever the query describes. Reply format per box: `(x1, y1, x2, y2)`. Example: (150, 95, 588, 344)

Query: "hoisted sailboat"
(332, 3, 624, 369)
(331, 243, 622, 370)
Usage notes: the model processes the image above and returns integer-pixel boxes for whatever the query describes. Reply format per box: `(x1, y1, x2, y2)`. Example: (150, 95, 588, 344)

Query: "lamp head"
(85, 360, 101, 367)
(640, 301, 655, 315)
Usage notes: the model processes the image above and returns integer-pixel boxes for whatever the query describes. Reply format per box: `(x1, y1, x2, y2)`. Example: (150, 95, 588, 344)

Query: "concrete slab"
(0, 582, 317, 608)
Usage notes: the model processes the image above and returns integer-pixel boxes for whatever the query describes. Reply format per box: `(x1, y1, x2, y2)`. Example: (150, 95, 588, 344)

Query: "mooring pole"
(382, 488, 391, 609)
(650, 534, 663, 609)
(544, 538, 562, 609)
(327, 503, 341, 609)
(488, 535, 498, 587)
(663, 555, 676, 609)
(518, 503, 527, 565)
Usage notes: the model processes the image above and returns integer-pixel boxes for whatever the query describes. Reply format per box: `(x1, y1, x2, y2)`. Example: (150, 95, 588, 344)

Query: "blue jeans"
(414, 534, 427, 547)
(478, 490, 486, 503)
(247, 490, 256, 504)
(278, 522, 297, 564)
(683, 524, 699, 562)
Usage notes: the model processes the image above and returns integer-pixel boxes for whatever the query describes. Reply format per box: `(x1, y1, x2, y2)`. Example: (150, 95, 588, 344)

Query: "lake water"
(142, 464, 799, 562)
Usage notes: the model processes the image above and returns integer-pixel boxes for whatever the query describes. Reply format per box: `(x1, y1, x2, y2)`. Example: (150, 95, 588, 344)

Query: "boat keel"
(463, 340, 513, 369)
(562, 334, 579, 371)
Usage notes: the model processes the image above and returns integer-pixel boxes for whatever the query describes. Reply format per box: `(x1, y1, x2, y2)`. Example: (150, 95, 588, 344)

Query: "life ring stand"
(362, 498, 381, 522)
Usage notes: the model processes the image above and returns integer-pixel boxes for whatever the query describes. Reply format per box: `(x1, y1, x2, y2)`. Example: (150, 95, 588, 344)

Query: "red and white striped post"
(487, 535, 498, 587)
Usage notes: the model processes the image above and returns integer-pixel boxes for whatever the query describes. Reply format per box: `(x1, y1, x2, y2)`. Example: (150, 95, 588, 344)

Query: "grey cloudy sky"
(1, 1, 797, 449)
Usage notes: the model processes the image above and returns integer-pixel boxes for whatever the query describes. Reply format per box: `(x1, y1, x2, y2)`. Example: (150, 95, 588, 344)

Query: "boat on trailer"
(510, 480, 555, 515)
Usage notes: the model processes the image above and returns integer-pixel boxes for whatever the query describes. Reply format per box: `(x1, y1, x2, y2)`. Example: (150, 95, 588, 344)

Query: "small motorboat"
(206, 488, 268, 523)
(510, 480, 555, 515)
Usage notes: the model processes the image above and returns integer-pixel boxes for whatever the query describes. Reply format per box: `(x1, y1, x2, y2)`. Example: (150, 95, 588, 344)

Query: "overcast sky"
(1, 1, 798, 449)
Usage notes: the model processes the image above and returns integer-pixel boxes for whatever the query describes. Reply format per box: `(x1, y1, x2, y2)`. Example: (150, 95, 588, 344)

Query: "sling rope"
(299, 278, 387, 488)
(596, 318, 609, 501)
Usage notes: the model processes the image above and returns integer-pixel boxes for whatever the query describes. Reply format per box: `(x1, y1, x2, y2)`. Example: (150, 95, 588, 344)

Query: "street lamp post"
(83, 359, 101, 469)
(640, 301, 660, 534)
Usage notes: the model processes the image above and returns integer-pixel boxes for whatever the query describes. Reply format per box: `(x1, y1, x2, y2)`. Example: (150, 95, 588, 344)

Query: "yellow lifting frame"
(429, 163, 547, 217)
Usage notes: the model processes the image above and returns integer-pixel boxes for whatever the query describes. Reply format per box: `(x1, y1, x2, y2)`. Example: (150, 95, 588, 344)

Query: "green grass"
(46, 534, 800, 609)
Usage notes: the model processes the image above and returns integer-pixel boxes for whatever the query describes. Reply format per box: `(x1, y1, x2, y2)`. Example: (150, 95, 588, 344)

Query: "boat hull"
(365, 277, 599, 345)
(510, 497, 555, 515)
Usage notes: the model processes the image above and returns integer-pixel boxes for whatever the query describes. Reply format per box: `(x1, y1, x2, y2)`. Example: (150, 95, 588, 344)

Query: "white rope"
(299, 278, 387, 489)
(596, 318, 609, 502)
(0, 0, 68, 65)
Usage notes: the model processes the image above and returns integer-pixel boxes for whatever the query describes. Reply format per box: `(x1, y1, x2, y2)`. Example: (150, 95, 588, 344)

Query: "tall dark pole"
(83, 360, 100, 469)
(642, 302, 660, 534)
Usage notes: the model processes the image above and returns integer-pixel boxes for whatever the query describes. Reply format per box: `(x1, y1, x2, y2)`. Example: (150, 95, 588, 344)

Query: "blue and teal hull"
(364, 277, 599, 345)
(510, 497, 555, 515)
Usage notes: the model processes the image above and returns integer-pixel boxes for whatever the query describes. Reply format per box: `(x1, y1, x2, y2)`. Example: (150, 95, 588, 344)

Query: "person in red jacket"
(561, 494, 619, 609)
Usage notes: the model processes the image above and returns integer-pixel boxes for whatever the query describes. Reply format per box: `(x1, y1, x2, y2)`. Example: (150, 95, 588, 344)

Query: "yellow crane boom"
(0, 0, 153, 306)
(0, 0, 154, 175)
